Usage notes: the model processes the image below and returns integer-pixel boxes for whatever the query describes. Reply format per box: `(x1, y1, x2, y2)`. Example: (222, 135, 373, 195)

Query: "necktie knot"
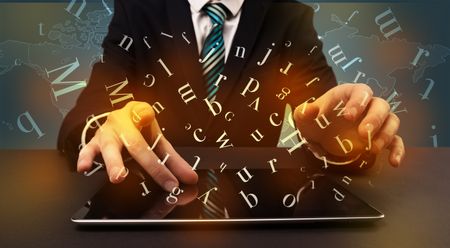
(203, 3, 229, 27)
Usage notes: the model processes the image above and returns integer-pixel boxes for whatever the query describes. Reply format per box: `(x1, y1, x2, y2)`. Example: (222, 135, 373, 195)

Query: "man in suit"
(58, 0, 404, 192)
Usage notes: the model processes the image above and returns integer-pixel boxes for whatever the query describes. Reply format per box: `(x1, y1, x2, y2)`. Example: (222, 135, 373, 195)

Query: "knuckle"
(94, 124, 109, 136)
(103, 144, 116, 155)
(375, 97, 391, 111)
(123, 135, 138, 146)
(142, 103, 156, 118)
(138, 101, 152, 110)
(383, 100, 391, 111)
(391, 113, 400, 126)
(107, 110, 122, 124)
(125, 100, 138, 109)
(360, 83, 373, 96)
(126, 144, 138, 154)
(80, 142, 94, 155)
(371, 97, 391, 115)
(131, 102, 155, 124)
(97, 125, 113, 138)
(148, 165, 166, 182)
(101, 139, 117, 152)
(341, 82, 352, 88)
(379, 131, 392, 145)
(396, 135, 404, 147)
(372, 114, 384, 129)
(147, 106, 156, 120)
(126, 139, 144, 154)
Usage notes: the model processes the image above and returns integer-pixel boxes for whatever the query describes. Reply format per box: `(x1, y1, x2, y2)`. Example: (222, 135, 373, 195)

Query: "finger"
(293, 99, 320, 124)
(98, 128, 128, 184)
(118, 121, 180, 192)
(128, 101, 155, 129)
(142, 185, 198, 218)
(358, 97, 391, 140)
(370, 113, 400, 154)
(312, 83, 360, 118)
(387, 135, 405, 167)
(175, 185, 199, 205)
(343, 83, 373, 121)
(147, 120, 198, 184)
(77, 135, 100, 173)
(140, 147, 179, 192)
(153, 135, 199, 185)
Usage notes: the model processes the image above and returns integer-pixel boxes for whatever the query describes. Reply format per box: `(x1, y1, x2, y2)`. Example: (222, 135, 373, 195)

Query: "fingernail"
(114, 167, 129, 180)
(132, 109, 142, 123)
(77, 158, 87, 167)
(134, 105, 149, 116)
(111, 167, 128, 182)
(395, 154, 402, 166)
(77, 159, 86, 173)
(164, 180, 178, 192)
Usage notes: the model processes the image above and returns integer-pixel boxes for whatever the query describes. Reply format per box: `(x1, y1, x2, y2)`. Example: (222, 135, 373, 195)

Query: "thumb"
(294, 100, 320, 124)
(130, 102, 155, 128)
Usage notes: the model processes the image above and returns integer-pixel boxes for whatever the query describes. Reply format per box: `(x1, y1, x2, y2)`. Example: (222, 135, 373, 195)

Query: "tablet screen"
(72, 167, 383, 223)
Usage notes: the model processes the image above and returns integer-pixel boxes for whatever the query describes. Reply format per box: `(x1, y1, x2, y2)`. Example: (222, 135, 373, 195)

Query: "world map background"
(0, 0, 449, 148)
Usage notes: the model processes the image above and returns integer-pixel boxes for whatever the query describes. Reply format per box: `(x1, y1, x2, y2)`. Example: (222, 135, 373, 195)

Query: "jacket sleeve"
(57, 0, 137, 169)
(284, 5, 375, 171)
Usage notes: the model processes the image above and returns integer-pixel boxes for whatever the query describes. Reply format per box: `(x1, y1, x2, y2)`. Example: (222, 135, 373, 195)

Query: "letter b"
(17, 111, 45, 139)
(238, 190, 258, 209)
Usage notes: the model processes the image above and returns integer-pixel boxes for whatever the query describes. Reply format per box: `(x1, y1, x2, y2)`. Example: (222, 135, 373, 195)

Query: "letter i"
(430, 125, 438, 148)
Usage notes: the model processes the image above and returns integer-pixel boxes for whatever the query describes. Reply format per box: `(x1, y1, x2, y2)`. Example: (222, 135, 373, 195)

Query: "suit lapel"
(166, 0, 210, 128)
(166, 0, 205, 99)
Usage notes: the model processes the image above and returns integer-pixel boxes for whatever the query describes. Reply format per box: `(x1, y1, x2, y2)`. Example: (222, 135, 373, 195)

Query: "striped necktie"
(200, 2, 229, 100)
(199, 2, 230, 219)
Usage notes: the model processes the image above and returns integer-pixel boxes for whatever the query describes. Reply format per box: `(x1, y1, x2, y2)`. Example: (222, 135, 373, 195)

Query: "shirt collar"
(188, 0, 245, 17)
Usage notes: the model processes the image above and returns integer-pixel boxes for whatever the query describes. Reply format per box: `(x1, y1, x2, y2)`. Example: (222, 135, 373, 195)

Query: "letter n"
(65, 0, 86, 19)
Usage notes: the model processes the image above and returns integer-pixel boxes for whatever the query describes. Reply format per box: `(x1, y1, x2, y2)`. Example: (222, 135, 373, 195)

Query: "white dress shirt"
(187, 0, 244, 62)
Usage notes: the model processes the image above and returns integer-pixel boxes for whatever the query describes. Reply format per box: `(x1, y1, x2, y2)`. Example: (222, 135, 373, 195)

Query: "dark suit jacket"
(57, 0, 339, 167)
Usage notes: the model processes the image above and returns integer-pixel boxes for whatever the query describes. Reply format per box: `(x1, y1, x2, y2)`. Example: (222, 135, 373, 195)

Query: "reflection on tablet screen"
(72, 168, 382, 222)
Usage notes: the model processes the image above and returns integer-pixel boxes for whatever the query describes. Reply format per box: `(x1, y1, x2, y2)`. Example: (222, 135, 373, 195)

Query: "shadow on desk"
(76, 220, 385, 232)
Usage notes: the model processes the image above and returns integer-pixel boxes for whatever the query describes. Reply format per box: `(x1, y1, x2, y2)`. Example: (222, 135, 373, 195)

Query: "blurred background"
(0, 0, 449, 149)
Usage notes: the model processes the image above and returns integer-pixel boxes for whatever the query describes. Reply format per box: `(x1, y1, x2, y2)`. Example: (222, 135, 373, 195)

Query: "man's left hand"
(293, 83, 405, 167)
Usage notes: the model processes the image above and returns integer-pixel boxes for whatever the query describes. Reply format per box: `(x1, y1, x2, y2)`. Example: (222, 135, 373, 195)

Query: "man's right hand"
(76, 101, 198, 191)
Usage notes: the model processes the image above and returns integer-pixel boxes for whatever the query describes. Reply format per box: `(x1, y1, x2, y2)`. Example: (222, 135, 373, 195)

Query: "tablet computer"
(71, 147, 383, 224)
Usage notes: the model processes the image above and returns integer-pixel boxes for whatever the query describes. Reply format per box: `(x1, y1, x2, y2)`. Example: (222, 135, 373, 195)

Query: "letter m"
(45, 57, 87, 101)
(328, 44, 347, 67)
(105, 78, 134, 107)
